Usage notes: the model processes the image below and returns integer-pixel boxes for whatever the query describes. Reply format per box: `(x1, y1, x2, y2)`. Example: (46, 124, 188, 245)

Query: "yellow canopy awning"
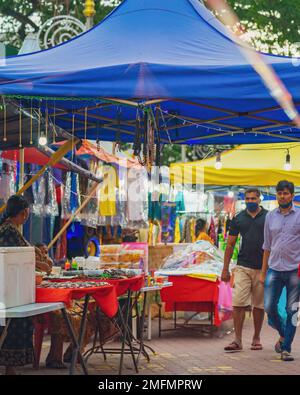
(170, 143, 300, 186)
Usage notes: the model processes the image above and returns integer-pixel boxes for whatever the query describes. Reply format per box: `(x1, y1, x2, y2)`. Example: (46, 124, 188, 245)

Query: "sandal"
(224, 341, 243, 352)
(275, 340, 284, 354)
(45, 360, 68, 369)
(250, 342, 263, 350)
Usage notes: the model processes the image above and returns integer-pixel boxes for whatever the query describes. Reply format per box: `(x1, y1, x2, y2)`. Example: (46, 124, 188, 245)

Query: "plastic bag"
(125, 167, 149, 229)
(62, 172, 81, 220)
(158, 240, 226, 276)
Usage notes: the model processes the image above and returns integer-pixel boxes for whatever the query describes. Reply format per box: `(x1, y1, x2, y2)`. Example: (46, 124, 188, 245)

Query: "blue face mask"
(246, 202, 259, 212)
(279, 201, 293, 209)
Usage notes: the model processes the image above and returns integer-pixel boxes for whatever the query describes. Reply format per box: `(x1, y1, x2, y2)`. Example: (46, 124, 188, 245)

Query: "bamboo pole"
(47, 181, 102, 250)
(0, 139, 76, 215)
(38, 145, 103, 183)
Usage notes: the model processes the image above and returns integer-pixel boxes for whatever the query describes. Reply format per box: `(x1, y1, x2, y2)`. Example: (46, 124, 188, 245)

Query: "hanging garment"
(61, 172, 81, 220)
(0, 161, 16, 201)
(224, 196, 235, 215)
(126, 168, 148, 227)
(54, 218, 67, 261)
(44, 171, 59, 217)
(190, 218, 196, 243)
(161, 202, 176, 243)
(175, 191, 185, 212)
(174, 217, 181, 243)
(208, 216, 217, 244)
(98, 168, 117, 217)
(32, 172, 46, 216)
(181, 217, 193, 243)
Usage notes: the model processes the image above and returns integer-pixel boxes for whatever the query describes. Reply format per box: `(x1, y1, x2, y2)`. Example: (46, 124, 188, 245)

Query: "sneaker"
(281, 351, 294, 362)
(274, 340, 283, 354)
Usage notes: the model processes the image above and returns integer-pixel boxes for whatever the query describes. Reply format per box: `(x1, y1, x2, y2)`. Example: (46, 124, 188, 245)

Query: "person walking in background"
(261, 180, 300, 361)
(195, 218, 214, 244)
(222, 188, 268, 352)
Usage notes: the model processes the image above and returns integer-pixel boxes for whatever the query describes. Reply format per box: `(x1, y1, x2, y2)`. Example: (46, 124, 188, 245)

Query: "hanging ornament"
(84, 106, 88, 140)
(2, 97, 7, 142)
(45, 105, 49, 142)
(96, 121, 100, 151)
(115, 107, 121, 151)
(53, 102, 56, 143)
(38, 105, 41, 141)
(133, 109, 142, 157)
(72, 112, 75, 160)
(147, 117, 155, 172)
(19, 103, 22, 148)
(155, 106, 161, 167)
(96, 138, 100, 151)
(139, 110, 147, 167)
(30, 100, 33, 144)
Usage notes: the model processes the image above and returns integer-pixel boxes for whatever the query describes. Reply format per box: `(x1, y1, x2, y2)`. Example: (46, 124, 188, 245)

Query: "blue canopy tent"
(1, 0, 300, 145)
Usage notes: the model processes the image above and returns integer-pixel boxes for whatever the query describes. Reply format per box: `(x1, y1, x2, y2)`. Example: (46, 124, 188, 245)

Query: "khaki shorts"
(232, 266, 264, 310)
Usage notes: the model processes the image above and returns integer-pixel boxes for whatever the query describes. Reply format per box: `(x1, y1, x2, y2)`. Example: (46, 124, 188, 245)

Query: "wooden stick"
(47, 181, 102, 250)
(0, 139, 76, 215)
(38, 145, 103, 183)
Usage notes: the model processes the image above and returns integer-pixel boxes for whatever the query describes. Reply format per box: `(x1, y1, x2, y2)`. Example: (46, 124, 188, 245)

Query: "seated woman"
(195, 218, 214, 245)
(0, 195, 52, 375)
(35, 244, 97, 369)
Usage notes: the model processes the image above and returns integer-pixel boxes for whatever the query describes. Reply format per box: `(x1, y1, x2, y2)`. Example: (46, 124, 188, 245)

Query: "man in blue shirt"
(261, 180, 300, 361)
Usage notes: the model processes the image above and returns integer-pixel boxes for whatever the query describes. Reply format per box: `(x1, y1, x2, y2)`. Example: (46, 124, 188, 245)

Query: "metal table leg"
(0, 318, 11, 351)
(136, 291, 148, 364)
(61, 300, 89, 376)
(118, 290, 138, 375)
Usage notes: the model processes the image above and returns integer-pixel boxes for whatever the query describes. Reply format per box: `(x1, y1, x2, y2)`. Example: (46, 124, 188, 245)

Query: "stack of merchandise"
(156, 240, 235, 280)
(100, 245, 146, 270)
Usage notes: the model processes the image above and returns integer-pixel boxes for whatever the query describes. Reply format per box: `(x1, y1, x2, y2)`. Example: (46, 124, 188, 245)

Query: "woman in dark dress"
(0, 195, 51, 375)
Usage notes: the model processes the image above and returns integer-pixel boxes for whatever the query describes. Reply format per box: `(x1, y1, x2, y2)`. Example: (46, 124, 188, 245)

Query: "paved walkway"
(1, 316, 300, 375)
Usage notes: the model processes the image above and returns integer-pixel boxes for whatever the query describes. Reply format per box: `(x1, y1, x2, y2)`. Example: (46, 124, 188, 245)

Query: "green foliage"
(211, 0, 300, 55)
(0, 0, 122, 47)
(1, 1, 299, 53)
(161, 144, 182, 166)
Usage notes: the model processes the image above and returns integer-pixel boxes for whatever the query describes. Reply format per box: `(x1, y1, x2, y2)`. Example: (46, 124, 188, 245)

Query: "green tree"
(2, 1, 300, 52)
(0, 0, 121, 47)
(207, 0, 300, 55)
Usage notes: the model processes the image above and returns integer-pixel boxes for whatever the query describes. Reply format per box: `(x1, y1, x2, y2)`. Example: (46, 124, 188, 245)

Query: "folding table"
(0, 302, 89, 374)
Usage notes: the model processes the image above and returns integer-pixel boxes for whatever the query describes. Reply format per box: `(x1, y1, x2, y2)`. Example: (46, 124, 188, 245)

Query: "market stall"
(156, 240, 233, 333)
(1, 0, 300, 375)
(170, 142, 300, 186)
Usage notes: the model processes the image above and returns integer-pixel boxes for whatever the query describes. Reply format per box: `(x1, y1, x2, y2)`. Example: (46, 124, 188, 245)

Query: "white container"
(0, 247, 35, 309)
(85, 256, 100, 270)
(74, 257, 86, 270)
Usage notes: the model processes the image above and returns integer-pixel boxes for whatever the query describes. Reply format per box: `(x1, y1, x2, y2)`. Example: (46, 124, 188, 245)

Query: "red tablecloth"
(160, 276, 221, 326)
(36, 284, 118, 318)
(106, 275, 145, 297)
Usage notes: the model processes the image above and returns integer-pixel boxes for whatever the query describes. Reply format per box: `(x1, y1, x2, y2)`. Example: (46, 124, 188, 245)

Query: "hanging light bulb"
(284, 149, 292, 171)
(228, 191, 234, 198)
(39, 134, 48, 146)
(215, 151, 222, 170)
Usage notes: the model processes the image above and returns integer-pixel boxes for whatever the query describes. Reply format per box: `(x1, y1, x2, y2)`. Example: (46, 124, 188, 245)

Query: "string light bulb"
(215, 151, 222, 170)
(284, 149, 292, 171)
(39, 134, 48, 146)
